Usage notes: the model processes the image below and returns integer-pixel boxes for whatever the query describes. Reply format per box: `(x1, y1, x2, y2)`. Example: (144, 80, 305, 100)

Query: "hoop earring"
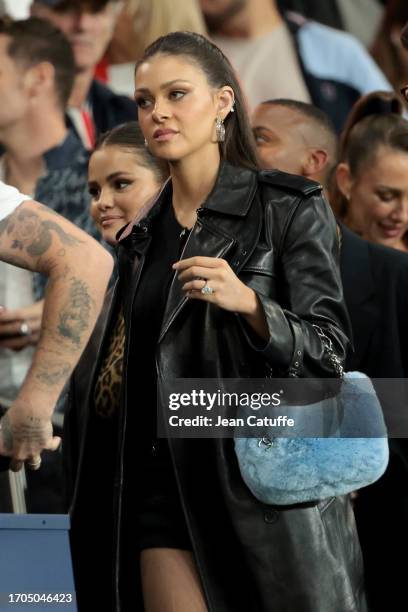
(215, 116, 225, 143)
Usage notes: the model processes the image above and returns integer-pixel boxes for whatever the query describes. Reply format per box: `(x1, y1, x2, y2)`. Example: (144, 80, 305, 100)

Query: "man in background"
(252, 99, 337, 195)
(0, 16, 97, 392)
(199, 0, 391, 131)
(0, 17, 105, 511)
(30, 0, 135, 148)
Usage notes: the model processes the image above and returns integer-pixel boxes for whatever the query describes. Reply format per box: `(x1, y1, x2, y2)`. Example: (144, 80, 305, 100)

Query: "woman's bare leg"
(140, 548, 208, 612)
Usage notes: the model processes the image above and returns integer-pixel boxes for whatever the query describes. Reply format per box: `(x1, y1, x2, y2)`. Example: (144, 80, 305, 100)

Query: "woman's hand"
(0, 300, 44, 351)
(174, 256, 269, 340)
(173, 256, 257, 314)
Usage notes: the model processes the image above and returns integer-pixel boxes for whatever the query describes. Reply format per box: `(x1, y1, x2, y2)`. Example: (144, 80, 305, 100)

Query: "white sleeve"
(0, 180, 31, 222)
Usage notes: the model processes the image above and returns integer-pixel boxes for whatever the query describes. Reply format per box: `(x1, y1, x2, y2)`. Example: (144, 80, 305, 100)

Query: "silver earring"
(215, 116, 225, 142)
(144, 138, 148, 147)
(231, 101, 235, 113)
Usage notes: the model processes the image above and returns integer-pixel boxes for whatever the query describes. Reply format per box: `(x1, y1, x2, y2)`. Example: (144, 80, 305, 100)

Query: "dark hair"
(260, 98, 338, 185)
(94, 121, 169, 184)
(135, 31, 259, 171)
(402, 21, 408, 50)
(331, 91, 408, 217)
(371, 1, 408, 92)
(36, 0, 117, 12)
(262, 99, 337, 140)
(0, 16, 75, 109)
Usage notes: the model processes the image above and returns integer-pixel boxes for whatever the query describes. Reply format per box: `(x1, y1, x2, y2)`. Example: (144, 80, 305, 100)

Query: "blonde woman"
(104, 0, 207, 95)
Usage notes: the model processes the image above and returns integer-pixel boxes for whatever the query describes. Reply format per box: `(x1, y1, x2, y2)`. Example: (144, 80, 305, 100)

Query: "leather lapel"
(159, 216, 237, 342)
(159, 191, 263, 343)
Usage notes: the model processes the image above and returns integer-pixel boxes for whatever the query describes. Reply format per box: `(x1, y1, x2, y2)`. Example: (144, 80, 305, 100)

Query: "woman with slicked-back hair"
(67, 31, 366, 612)
(333, 90, 408, 253)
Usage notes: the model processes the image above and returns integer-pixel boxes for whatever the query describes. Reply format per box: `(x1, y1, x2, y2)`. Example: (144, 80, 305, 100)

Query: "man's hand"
(0, 405, 61, 472)
(0, 300, 43, 350)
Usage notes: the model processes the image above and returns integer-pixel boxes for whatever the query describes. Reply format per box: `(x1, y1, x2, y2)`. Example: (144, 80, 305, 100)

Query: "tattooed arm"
(0, 200, 113, 471)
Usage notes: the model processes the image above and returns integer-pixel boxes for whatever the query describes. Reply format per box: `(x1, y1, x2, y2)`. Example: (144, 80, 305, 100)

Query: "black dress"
(123, 197, 192, 551)
(70, 200, 192, 611)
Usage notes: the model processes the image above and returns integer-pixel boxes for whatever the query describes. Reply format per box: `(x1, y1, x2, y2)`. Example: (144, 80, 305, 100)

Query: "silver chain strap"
(312, 324, 344, 378)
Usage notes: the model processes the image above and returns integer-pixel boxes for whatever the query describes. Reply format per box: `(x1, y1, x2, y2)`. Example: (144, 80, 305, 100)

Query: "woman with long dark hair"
(66, 32, 365, 612)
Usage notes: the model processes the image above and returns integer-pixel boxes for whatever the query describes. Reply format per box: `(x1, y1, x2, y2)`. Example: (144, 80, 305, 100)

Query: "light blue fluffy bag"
(234, 372, 389, 505)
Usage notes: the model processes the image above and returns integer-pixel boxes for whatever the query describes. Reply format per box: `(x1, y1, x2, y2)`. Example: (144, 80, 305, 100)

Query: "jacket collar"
(118, 160, 258, 251)
(201, 160, 258, 217)
(121, 160, 258, 236)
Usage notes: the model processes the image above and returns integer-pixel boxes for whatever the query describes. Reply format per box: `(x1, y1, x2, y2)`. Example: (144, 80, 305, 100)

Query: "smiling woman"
(333, 90, 408, 253)
(88, 121, 168, 244)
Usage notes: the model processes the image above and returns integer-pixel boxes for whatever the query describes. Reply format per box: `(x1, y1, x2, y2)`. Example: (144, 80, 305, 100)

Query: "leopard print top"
(94, 310, 126, 418)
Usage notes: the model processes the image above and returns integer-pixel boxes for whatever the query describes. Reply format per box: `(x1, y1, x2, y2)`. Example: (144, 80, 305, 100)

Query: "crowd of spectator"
(1, 1, 408, 611)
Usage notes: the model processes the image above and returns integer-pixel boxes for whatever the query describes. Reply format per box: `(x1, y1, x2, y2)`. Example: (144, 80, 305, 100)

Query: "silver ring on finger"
(19, 321, 32, 336)
(201, 280, 215, 295)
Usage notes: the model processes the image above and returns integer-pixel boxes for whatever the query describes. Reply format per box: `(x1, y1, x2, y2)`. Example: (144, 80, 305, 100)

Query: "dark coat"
(341, 224, 408, 378)
(340, 225, 408, 612)
(67, 79, 136, 143)
(88, 80, 136, 137)
(65, 163, 366, 612)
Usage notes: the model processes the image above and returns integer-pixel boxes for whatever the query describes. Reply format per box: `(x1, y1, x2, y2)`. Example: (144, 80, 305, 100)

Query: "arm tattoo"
(1, 413, 51, 448)
(6, 209, 83, 257)
(58, 278, 93, 347)
(35, 360, 71, 387)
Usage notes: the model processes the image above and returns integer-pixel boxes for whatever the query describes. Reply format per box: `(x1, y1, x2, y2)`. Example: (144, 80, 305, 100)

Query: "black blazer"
(340, 224, 408, 378)
(340, 225, 408, 612)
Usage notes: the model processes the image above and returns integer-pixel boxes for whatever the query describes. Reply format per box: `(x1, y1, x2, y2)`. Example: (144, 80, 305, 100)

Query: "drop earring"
(215, 116, 225, 142)
(144, 138, 148, 147)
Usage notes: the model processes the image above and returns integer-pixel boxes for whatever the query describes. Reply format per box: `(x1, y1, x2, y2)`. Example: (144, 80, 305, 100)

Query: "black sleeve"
(240, 192, 351, 377)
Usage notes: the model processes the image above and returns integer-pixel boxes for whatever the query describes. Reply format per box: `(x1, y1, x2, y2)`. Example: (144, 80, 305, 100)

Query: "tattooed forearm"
(35, 360, 71, 386)
(6, 208, 84, 257)
(58, 278, 93, 347)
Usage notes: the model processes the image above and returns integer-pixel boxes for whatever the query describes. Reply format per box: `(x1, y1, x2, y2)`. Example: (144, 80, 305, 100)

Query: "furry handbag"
(234, 323, 389, 505)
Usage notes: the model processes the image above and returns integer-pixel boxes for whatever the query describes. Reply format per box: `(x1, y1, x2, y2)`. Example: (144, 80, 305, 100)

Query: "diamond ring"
(201, 281, 215, 295)
(19, 321, 32, 336)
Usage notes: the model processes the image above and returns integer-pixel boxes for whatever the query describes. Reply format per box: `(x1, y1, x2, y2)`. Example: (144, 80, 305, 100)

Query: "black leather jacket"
(65, 162, 365, 611)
